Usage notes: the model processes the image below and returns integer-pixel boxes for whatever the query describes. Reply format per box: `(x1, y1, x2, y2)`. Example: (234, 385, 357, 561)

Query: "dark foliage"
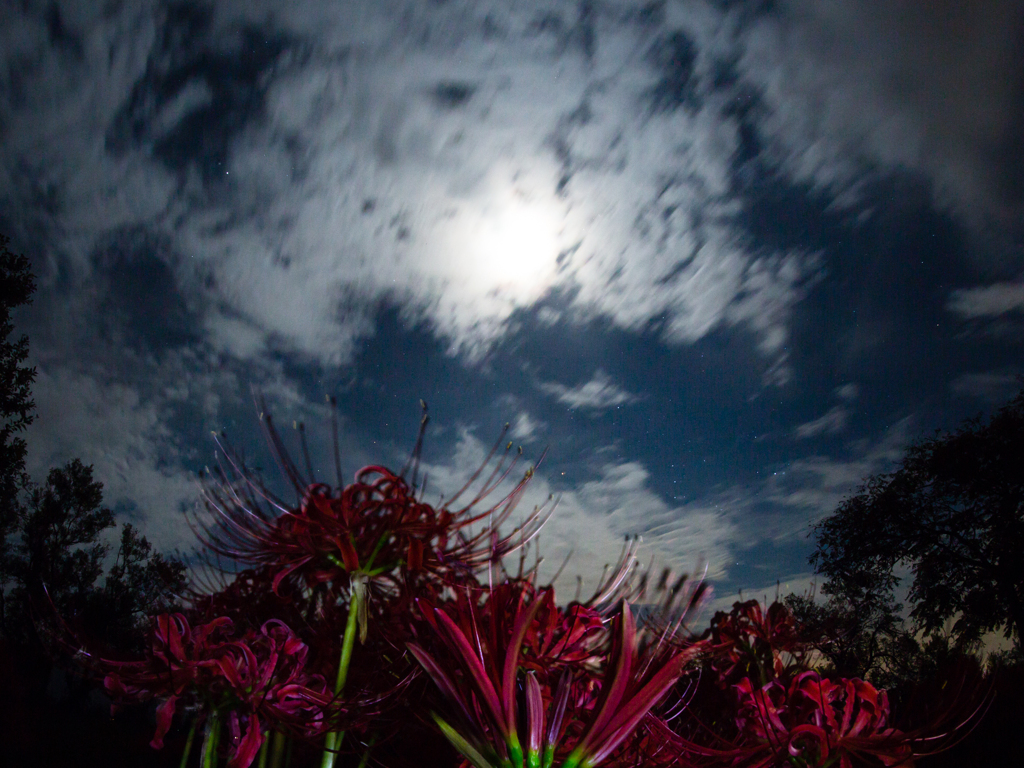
(5, 459, 115, 648)
(785, 590, 923, 689)
(88, 523, 188, 654)
(0, 233, 36, 632)
(811, 389, 1024, 650)
(4, 460, 186, 655)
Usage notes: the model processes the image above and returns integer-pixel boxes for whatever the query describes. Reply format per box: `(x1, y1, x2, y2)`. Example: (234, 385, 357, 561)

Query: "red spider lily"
(210, 620, 335, 767)
(189, 566, 308, 633)
(458, 582, 606, 676)
(101, 613, 232, 748)
(703, 600, 808, 687)
(195, 414, 550, 604)
(97, 614, 336, 768)
(409, 582, 704, 768)
(650, 597, 991, 768)
(660, 671, 914, 768)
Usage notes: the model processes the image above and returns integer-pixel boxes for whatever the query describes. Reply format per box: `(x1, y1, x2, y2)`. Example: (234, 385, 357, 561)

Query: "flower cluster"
(658, 599, 939, 768)
(68, 410, 968, 768)
(100, 615, 331, 768)
(408, 581, 704, 768)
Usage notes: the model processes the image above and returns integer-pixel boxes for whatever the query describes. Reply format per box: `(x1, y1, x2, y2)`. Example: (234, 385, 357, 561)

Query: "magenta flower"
(409, 583, 703, 768)
(101, 613, 232, 749)
(663, 671, 914, 768)
(703, 599, 808, 687)
(197, 417, 550, 603)
(653, 600, 980, 768)
(98, 614, 333, 768)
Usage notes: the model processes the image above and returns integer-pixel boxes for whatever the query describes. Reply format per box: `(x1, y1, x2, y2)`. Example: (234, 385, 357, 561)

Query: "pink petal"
(150, 696, 177, 749)
(228, 714, 264, 768)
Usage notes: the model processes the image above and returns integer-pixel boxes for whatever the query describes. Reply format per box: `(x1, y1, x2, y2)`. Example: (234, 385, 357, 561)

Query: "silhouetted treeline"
(1, 234, 187, 767)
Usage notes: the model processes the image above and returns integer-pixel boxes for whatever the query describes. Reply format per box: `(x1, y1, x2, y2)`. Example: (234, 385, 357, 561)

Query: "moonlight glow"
(432, 181, 565, 310)
(473, 197, 560, 296)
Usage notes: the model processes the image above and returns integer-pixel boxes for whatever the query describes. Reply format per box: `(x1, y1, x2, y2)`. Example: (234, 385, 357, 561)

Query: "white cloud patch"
(0, 0, 815, 369)
(25, 366, 201, 553)
(509, 411, 544, 443)
(947, 282, 1024, 319)
(419, 429, 740, 599)
(835, 383, 859, 401)
(539, 370, 639, 414)
(951, 372, 1021, 404)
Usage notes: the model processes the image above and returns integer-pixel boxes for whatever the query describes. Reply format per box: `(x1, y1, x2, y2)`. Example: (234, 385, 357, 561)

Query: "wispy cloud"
(794, 406, 849, 439)
(0, 0, 818, 372)
(509, 411, 544, 443)
(951, 372, 1021, 403)
(418, 430, 740, 596)
(835, 383, 859, 401)
(738, 0, 1024, 224)
(539, 370, 639, 414)
(26, 367, 201, 552)
(947, 282, 1024, 318)
(769, 418, 912, 521)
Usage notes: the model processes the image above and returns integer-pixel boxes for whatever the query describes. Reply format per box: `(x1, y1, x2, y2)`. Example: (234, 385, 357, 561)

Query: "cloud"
(793, 406, 848, 439)
(951, 372, 1021, 404)
(835, 383, 859, 401)
(738, 0, 1024, 227)
(418, 429, 740, 598)
(793, 385, 860, 438)
(509, 411, 545, 443)
(768, 418, 912, 522)
(26, 366, 201, 553)
(0, 0, 816, 371)
(947, 282, 1024, 318)
(539, 370, 639, 414)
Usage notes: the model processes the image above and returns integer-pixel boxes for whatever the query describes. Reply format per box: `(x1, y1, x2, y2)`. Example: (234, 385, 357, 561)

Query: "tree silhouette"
(5, 460, 115, 647)
(5, 460, 187, 653)
(784, 589, 921, 688)
(90, 522, 187, 653)
(0, 233, 37, 632)
(811, 388, 1024, 651)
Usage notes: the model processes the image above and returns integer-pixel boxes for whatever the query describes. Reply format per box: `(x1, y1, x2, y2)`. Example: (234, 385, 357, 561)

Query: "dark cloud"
(647, 29, 700, 113)
(739, 0, 1024, 231)
(430, 82, 476, 109)
(91, 229, 200, 350)
(106, 4, 293, 181)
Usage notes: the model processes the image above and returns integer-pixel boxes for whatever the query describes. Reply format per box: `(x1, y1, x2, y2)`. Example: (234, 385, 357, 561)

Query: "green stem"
(268, 731, 287, 768)
(257, 731, 270, 768)
(319, 584, 363, 768)
(356, 733, 379, 768)
(179, 721, 197, 768)
(557, 749, 585, 768)
(362, 532, 389, 572)
(202, 712, 221, 768)
(334, 589, 361, 694)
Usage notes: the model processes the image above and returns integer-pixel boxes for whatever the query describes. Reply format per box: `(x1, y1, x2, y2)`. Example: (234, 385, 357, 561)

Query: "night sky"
(2, 0, 1022, 608)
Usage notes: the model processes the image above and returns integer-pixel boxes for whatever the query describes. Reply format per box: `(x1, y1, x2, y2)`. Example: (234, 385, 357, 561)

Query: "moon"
(473, 194, 561, 297)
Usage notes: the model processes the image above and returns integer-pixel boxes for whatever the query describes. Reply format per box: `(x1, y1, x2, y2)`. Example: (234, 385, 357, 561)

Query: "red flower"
(704, 599, 808, 687)
(708, 672, 912, 768)
(409, 582, 703, 768)
(101, 613, 232, 749)
(98, 614, 334, 768)
(653, 600, 977, 768)
(197, 418, 549, 605)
